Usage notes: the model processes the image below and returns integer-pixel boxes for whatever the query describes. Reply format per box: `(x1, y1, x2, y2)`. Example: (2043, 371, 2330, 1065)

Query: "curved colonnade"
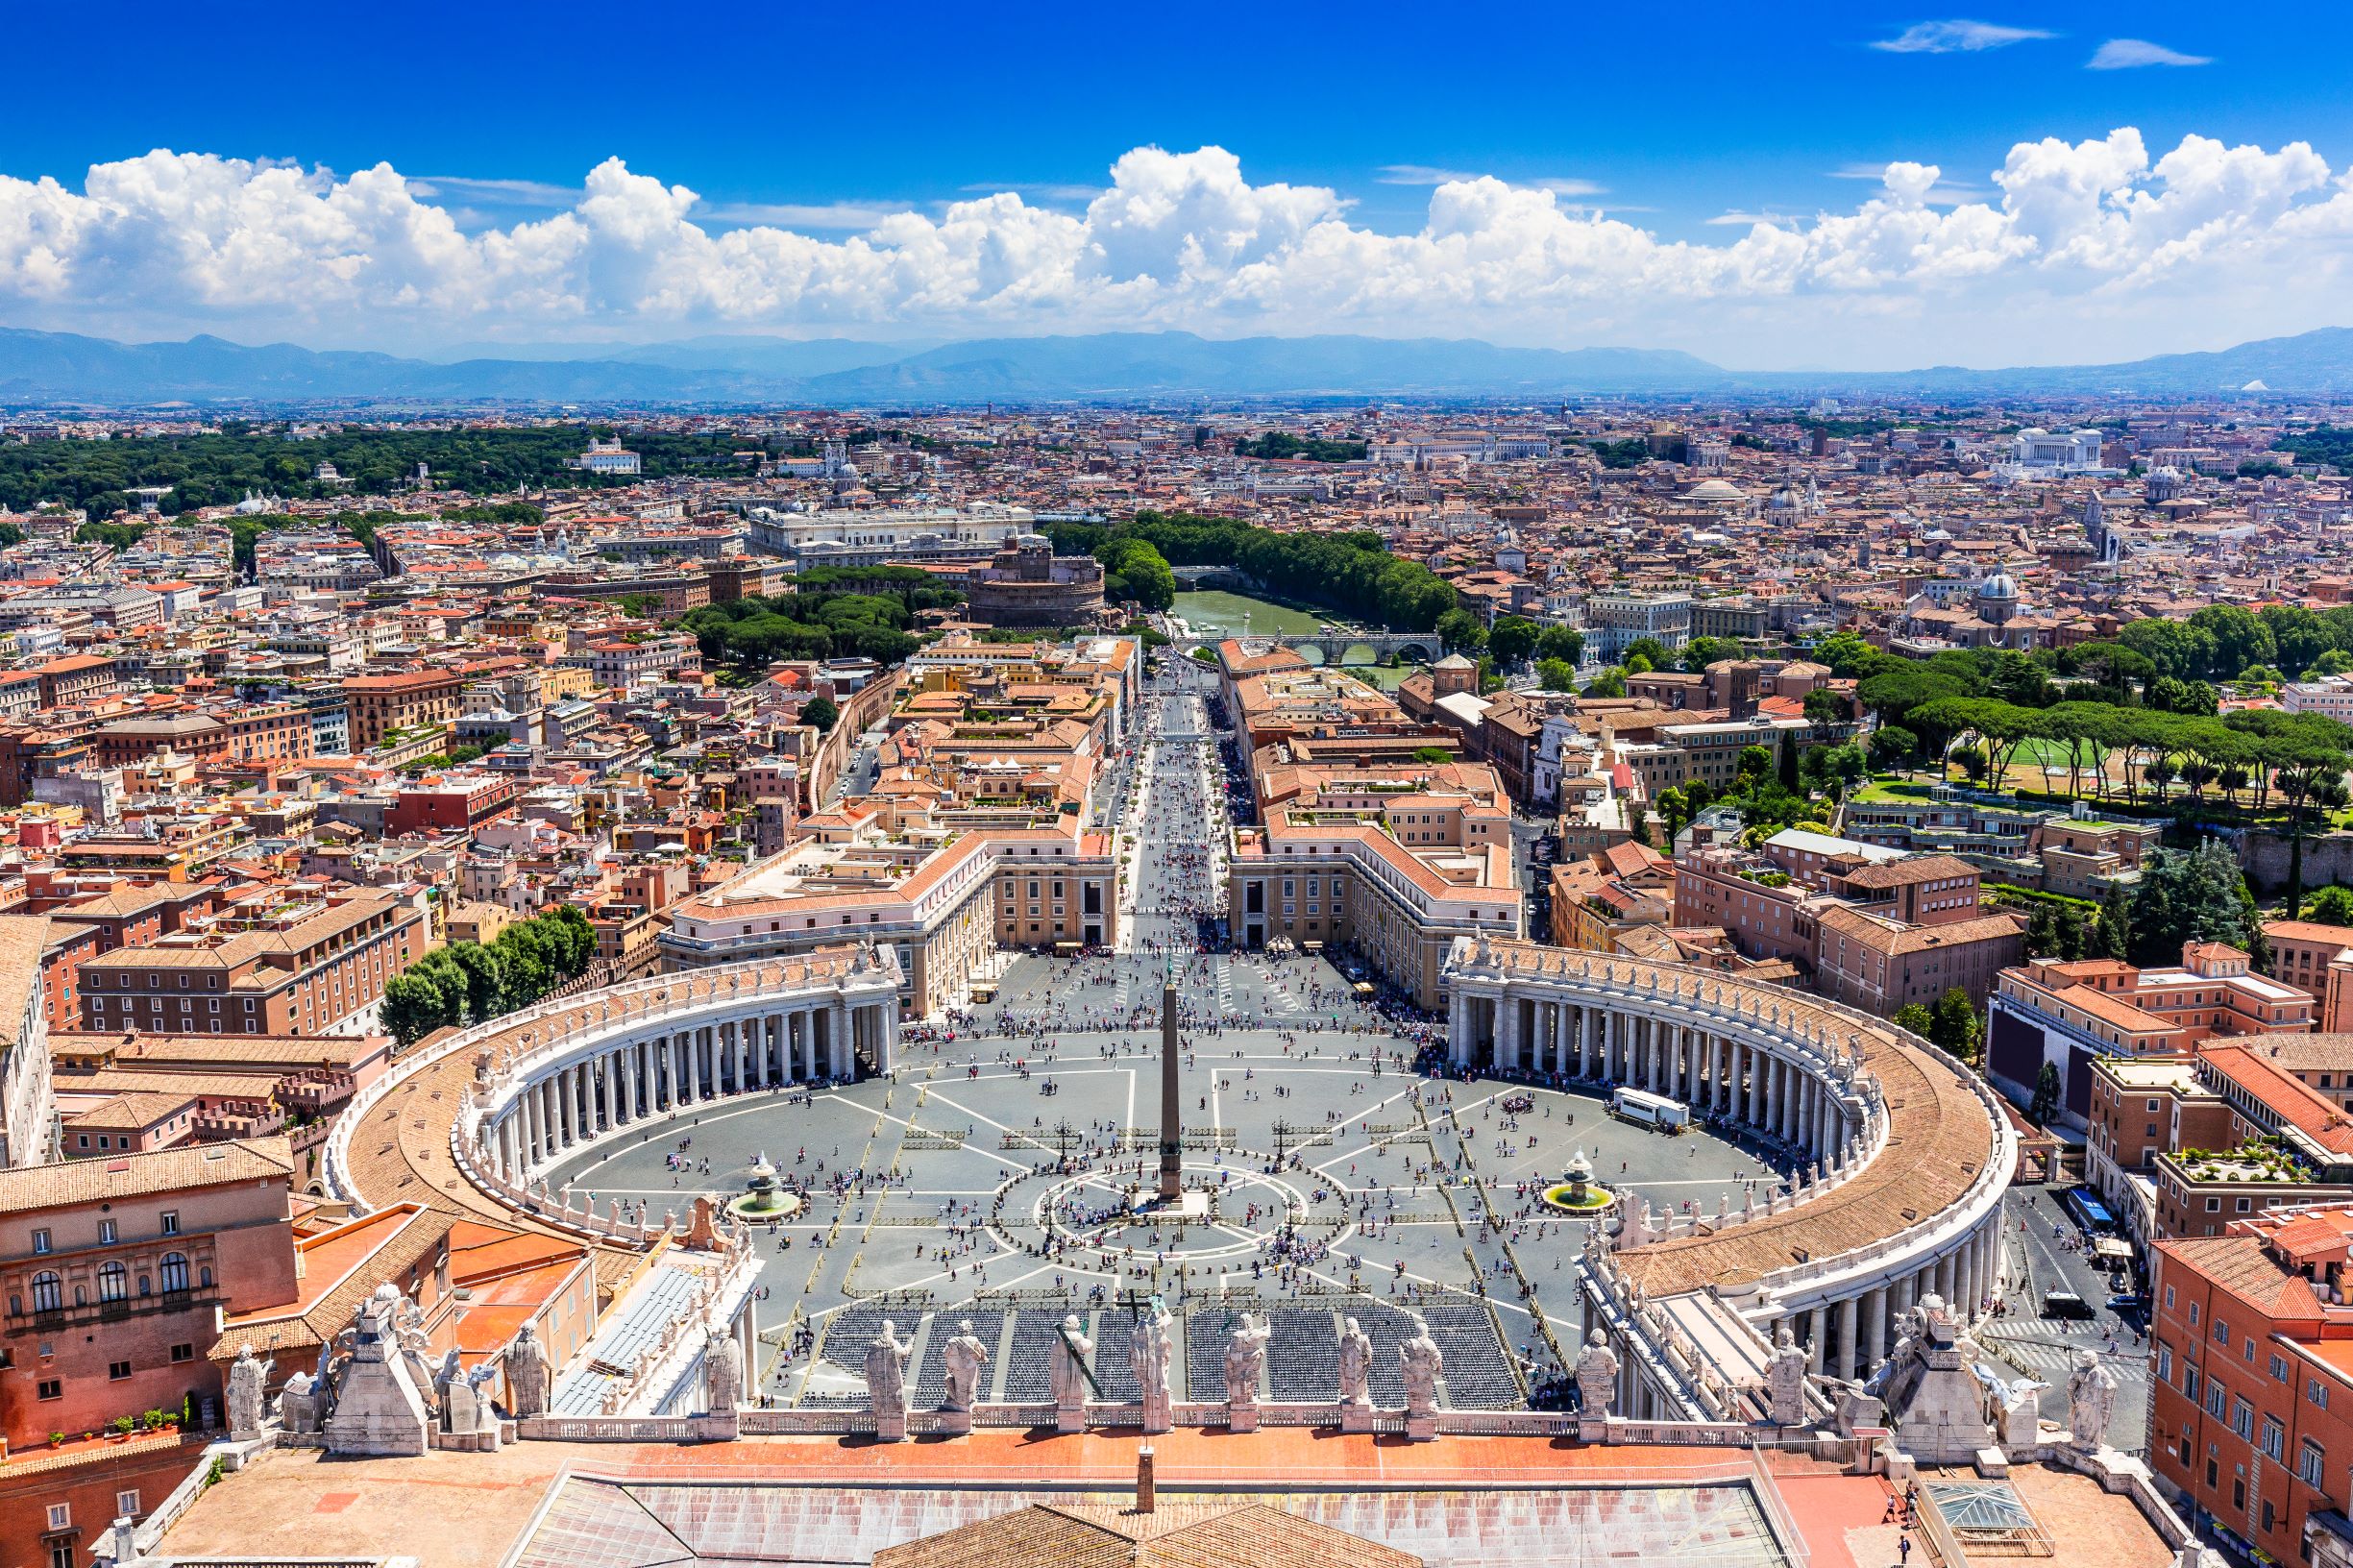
(324, 946, 903, 1239)
(1443, 938, 2013, 1400)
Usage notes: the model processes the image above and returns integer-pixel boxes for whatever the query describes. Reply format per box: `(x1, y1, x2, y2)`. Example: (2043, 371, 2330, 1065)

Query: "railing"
(1750, 1447, 1814, 1568)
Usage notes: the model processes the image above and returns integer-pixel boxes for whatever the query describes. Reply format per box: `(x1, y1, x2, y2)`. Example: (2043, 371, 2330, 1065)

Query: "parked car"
(2043, 1289, 2095, 1320)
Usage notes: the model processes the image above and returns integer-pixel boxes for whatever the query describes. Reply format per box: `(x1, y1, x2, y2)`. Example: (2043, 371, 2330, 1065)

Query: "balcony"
(7, 1285, 220, 1333)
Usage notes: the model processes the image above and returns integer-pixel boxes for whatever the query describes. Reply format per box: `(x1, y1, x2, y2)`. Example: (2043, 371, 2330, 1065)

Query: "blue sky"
(0, 1, 2343, 367)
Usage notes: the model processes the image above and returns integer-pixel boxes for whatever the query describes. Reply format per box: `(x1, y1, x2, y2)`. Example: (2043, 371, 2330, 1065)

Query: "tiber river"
(1169, 590, 1411, 690)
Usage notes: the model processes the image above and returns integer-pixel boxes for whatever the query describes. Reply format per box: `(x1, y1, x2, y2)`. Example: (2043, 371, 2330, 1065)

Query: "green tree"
(1487, 616, 1540, 669)
(1584, 667, 1629, 698)
(2056, 907, 2090, 962)
(2277, 761, 2351, 919)
(1436, 608, 1487, 654)
(1929, 986, 1983, 1064)
(2097, 880, 2133, 961)
(1737, 745, 1774, 787)
(2129, 839, 2251, 966)
(1411, 746, 1453, 764)
(802, 696, 839, 734)
(1867, 724, 1918, 770)
(2025, 905, 2058, 957)
(2030, 1060, 2063, 1125)
(1094, 536, 1177, 611)
(380, 970, 452, 1050)
(450, 943, 510, 1023)
(1535, 625, 1585, 667)
(1802, 688, 1847, 727)
(1892, 1002, 1935, 1040)
(2187, 605, 2276, 680)
(1536, 658, 1578, 691)
(1622, 636, 1671, 671)
(2306, 885, 2353, 925)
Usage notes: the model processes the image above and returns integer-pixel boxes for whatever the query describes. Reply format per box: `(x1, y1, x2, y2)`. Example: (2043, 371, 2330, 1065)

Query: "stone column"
(1806, 1304, 1826, 1375)
(1862, 1283, 1888, 1372)
(1836, 1293, 1860, 1380)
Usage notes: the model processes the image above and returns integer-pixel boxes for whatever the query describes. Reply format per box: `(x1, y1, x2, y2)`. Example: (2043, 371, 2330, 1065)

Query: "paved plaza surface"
(548, 669, 1795, 1411)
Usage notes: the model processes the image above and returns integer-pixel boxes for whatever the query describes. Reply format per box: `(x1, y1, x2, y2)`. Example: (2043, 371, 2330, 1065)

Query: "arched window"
(199, 1264, 213, 1289)
(30, 1271, 61, 1311)
(98, 1261, 127, 1302)
(159, 1253, 188, 1294)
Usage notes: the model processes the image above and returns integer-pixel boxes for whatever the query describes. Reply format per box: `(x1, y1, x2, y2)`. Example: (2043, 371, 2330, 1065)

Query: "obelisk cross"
(1159, 954, 1183, 1201)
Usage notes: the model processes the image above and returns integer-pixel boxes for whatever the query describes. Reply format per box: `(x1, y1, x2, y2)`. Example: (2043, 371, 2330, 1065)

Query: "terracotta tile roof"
(2157, 1234, 2325, 1321)
(0, 1134, 291, 1214)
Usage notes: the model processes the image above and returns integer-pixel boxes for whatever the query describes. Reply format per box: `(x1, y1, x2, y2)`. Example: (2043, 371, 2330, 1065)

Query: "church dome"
(1977, 572, 2019, 600)
(1682, 478, 1747, 502)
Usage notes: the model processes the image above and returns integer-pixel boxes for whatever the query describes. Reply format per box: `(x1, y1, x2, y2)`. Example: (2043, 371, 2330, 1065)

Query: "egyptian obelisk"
(1159, 955, 1182, 1200)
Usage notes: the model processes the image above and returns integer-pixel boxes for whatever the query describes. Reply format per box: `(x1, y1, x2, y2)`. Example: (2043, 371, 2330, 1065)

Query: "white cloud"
(1380, 165, 1605, 198)
(1870, 19, 2055, 54)
(409, 175, 578, 208)
(2088, 37, 2212, 69)
(1, 134, 2350, 366)
(959, 181, 1100, 203)
(699, 200, 910, 229)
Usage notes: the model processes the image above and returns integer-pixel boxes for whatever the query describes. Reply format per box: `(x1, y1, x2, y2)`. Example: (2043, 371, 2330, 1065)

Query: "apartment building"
(1674, 830, 2025, 1017)
(77, 889, 429, 1039)
(339, 669, 469, 750)
(1987, 946, 2316, 1126)
(0, 1138, 297, 1447)
(2268, 919, 2353, 1031)
(1228, 759, 1521, 1007)
(660, 818, 1119, 1015)
(2149, 1206, 2353, 1567)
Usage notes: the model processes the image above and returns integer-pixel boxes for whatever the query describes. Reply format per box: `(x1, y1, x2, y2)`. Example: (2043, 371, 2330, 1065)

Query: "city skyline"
(0, 2, 2345, 370)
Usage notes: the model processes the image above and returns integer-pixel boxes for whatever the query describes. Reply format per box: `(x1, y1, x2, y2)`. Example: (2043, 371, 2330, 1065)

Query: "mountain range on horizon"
(0, 324, 2345, 407)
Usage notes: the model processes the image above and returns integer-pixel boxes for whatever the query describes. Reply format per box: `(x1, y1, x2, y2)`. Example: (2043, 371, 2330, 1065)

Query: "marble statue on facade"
(1223, 1314, 1270, 1429)
(1766, 1324, 1809, 1427)
(1051, 1314, 1093, 1432)
(1336, 1316, 1373, 1407)
(1575, 1330, 1621, 1418)
(1132, 1302, 1175, 1433)
(941, 1319, 991, 1412)
(227, 1344, 273, 1439)
(2067, 1348, 2117, 1451)
(866, 1319, 911, 1440)
(503, 1322, 552, 1418)
(705, 1317, 745, 1414)
(1399, 1314, 1444, 1436)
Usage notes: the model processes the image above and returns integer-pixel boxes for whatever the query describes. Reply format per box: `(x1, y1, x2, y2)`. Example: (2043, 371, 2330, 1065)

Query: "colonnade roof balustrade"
(323, 947, 892, 1270)
(1453, 939, 2003, 1295)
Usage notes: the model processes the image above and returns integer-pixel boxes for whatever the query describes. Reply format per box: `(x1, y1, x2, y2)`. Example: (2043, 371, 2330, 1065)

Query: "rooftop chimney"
(1136, 1443, 1156, 1513)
